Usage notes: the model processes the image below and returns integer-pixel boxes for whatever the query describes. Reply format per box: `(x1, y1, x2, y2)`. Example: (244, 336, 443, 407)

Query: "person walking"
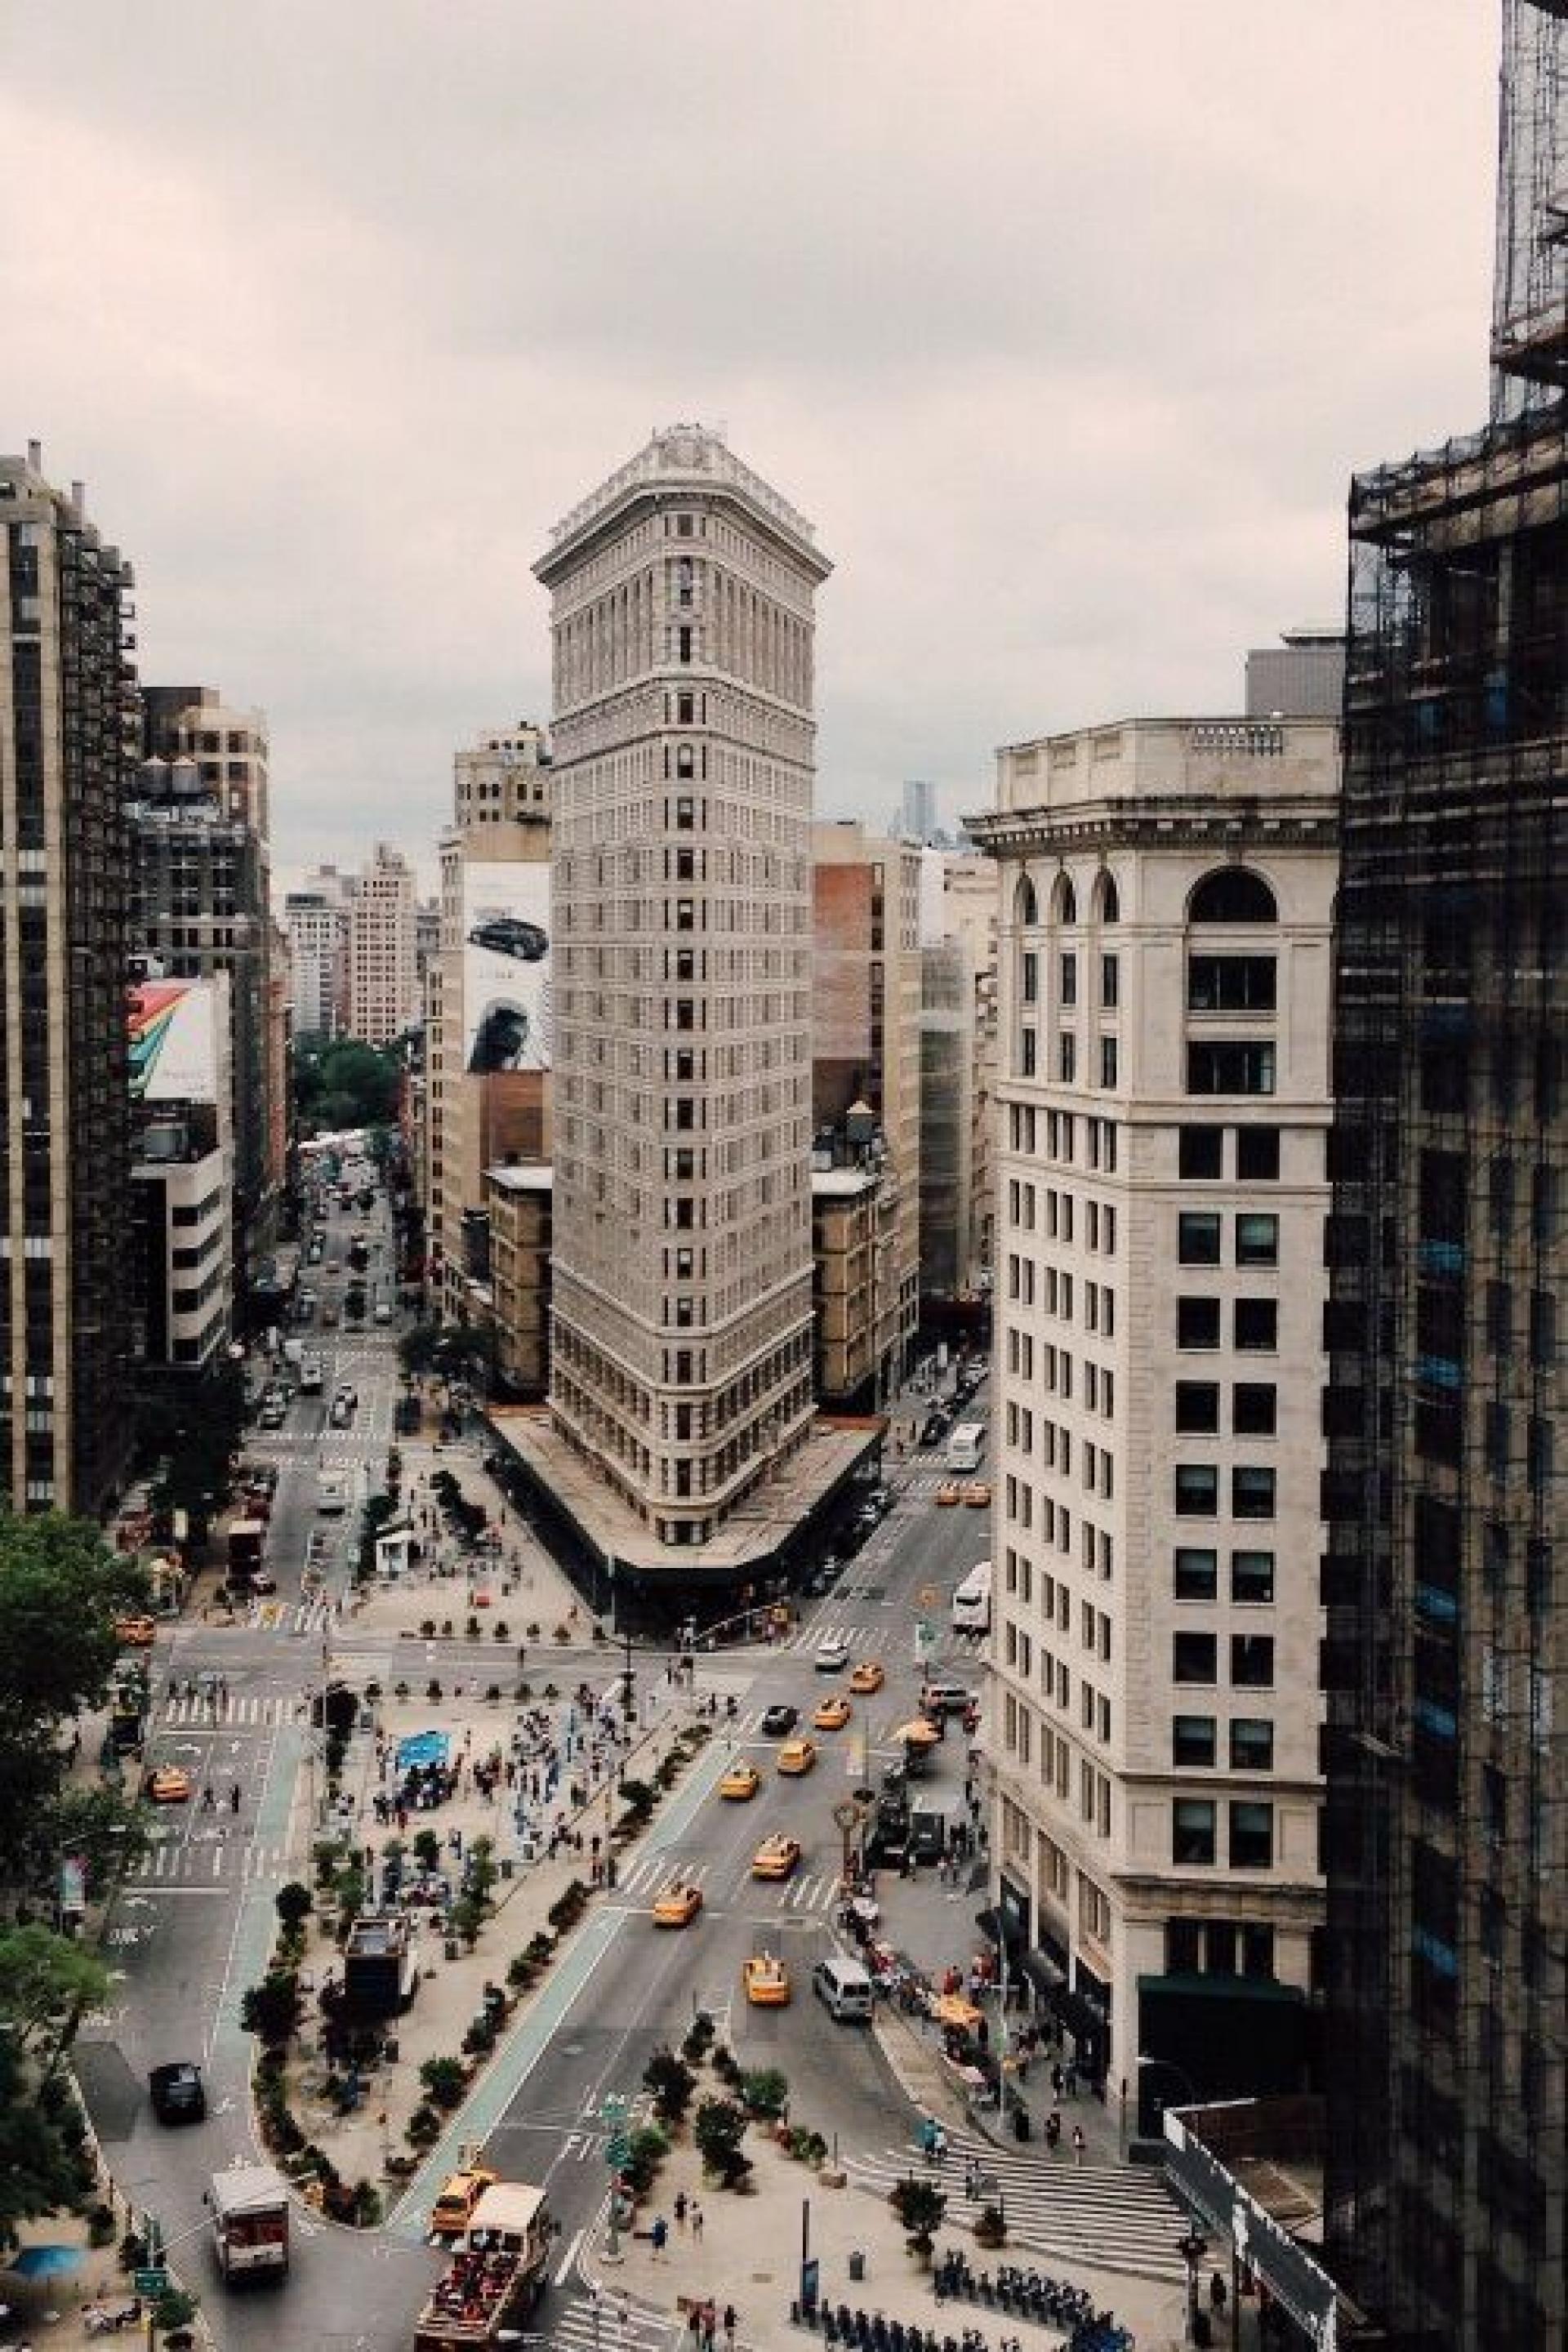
(674, 2189, 688, 2230)
(691, 2199, 703, 2241)
(723, 2303, 737, 2349)
(1071, 2123, 1086, 2167)
(650, 2215, 668, 2259)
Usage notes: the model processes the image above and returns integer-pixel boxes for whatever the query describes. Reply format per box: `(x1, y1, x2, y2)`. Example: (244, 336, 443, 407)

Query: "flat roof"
(812, 1166, 878, 1198)
(485, 1162, 553, 1193)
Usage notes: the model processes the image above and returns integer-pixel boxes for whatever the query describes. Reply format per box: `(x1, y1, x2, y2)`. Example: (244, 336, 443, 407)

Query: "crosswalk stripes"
(159, 1693, 289, 1729)
(549, 2289, 674, 2352)
(845, 2132, 1187, 2284)
(127, 1838, 291, 1884)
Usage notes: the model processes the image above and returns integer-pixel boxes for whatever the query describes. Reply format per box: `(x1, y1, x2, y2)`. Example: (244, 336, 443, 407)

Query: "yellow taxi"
(813, 1695, 852, 1731)
(777, 1738, 817, 1778)
(742, 1952, 792, 2007)
(145, 1766, 193, 1804)
(934, 1482, 962, 1508)
(115, 1615, 158, 1648)
(430, 2165, 497, 2238)
(651, 1881, 703, 1928)
(849, 1660, 884, 1695)
(751, 1833, 803, 1882)
(719, 1761, 762, 1802)
(962, 1481, 991, 1509)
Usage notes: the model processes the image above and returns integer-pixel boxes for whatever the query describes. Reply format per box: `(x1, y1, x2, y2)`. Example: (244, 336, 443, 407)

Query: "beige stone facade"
(483, 1163, 552, 1396)
(537, 425, 829, 1549)
(969, 711, 1339, 2100)
(809, 819, 920, 1405)
(346, 841, 418, 1047)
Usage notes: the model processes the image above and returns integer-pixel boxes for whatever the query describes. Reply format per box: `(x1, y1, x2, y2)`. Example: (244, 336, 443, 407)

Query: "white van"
(316, 1472, 348, 1514)
(812, 1955, 875, 2023)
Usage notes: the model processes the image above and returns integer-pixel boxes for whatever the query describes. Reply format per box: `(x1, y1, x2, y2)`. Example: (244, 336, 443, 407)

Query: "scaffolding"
(1324, 15, 1566, 2342)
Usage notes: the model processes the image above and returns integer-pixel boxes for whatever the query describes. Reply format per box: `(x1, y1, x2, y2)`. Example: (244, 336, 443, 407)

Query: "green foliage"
(693, 2097, 752, 2189)
(0, 2040, 96, 2251)
(240, 1970, 301, 2049)
(617, 1779, 655, 1824)
(34, 1781, 149, 1901)
(681, 2010, 716, 2065)
(274, 1882, 314, 1930)
(740, 2066, 789, 2121)
(621, 2122, 670, 2194)
(137, 1360, 247, 1530)
(413, 1829, 441, 1870)
(890, 2176, 947, 2256)
(449, 1894, 488, 1949)
(0, 1925, 110, 2056)
(151, 2285, 198, 2332)
(546, 1881, 589, 1935)
(399, 1321, 492, 1383)
(418, 2056, 467, 2110)
(643, 2046, 697, 2123)
(294, 1037, 403, 1137)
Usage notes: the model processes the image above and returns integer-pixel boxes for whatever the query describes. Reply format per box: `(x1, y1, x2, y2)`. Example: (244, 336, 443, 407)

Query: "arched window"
(1094, 871, 1120, 924)
(1052, 872, 1078, 926)
(1014, 875, 1039, 929)
(1189, 868, 1277, 924)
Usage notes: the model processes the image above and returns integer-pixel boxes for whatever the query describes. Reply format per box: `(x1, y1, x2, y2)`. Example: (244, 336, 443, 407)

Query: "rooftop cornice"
(965, 795, 1340, 859)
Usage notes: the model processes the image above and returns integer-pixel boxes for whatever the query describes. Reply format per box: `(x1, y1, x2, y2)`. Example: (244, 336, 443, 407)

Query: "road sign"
(134, 2269, 168, 2296)
(605, 2133, 632, 2170)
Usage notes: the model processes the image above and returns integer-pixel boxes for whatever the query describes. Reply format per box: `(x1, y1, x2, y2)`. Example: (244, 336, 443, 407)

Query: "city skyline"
(2, 2, 1494, 880)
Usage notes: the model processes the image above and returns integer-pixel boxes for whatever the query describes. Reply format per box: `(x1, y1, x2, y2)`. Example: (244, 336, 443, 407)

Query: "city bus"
(951, 1560, 993, 1637)
(945, 1420, 986, 1472)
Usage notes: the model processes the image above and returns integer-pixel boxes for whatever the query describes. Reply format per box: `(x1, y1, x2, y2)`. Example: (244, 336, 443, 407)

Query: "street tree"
(0, 1925, 110, 2057)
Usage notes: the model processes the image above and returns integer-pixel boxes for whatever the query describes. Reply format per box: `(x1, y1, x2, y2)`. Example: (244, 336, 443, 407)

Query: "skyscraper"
(132, 686, 278, 1297)
(0, 445, 136, 1513)
(537, 425, 828, 1549)
(893, 777, 939, 844)
(346, 841, 418, 1047)
(1324, 7, 1565, 2345)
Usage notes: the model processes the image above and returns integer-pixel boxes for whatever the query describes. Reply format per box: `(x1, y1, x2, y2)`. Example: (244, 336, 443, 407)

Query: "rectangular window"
(1178, 1212, 1223, 1264)
(1172, 1715, 1217, 1767)
(1232, 1383, 1277, 1435)
(1236, 1126, 1281, 1180)
(1179, 1125, 1224, 1178)
(1236, 1213, 1279, 1266)
(1174, 1800, 1217, 1865)
(1230, 1718, 1275, 1771)
(1232, 1466, 1276, 1519)
(1229, 1802, 1274, 1869)
(1019, 1027, 1037, 1077)
(1101, 953, 1119, 1008)
(1174, 1547, 1218, 1600)
(1241, 1925, 1276, 1980)
(1099, 1036, 1118, 1089)
(1059, 952, 1077, 1007)
(1178, 1296, 1221, 1349)
(1175, 1465, 1218, 1516)
(1175, 1382, 1220, 1433)
(1187, 1041, 1276, 1096)
(1187, 956, 1277, 1012)
(1058, 1033, 1076, 1083)
(1234, 1298, 1277, 1351)
(1022, 951, 1039, 1005)
(1231, 1634, 1276, 1687)
(1230, 1550, 1276, 1604)
(1173, 1632, 1218, 1683)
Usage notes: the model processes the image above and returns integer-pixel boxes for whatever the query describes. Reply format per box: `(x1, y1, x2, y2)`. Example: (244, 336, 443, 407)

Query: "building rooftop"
(485, 1162, 553, 1195)
(538, 422, 827, 578)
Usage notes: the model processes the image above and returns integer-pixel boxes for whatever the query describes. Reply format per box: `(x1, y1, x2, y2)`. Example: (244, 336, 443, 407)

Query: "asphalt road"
(75, 1253, 994, 2352)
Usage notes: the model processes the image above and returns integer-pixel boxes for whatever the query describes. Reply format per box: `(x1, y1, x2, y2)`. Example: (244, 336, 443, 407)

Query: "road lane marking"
(555, 2226, 585, 2284)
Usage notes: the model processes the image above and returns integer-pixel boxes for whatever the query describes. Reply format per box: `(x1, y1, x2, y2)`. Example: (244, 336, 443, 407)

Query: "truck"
(298, 1350, 325, 1394)
(413, 2180, 553, 2352)
(226, 1520, 266, 1589)
(317, 1471, 348, 1514)
(208, 2163, 290, 2281)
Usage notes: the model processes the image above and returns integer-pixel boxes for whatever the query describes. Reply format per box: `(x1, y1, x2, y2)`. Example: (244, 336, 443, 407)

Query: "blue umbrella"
(9, 2245, 82, 2278)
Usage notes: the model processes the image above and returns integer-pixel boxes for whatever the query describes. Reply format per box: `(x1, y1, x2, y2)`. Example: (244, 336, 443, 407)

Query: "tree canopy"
(399, 1321, 492, 1383)
(137, 1358, 247, 1530)
(294, 1037, 403, 1136)
(0, 1927, 109, 2250)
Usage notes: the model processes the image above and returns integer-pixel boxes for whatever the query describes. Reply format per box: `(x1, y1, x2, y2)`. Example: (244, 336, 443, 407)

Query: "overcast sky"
(2, 1, 1499, 887)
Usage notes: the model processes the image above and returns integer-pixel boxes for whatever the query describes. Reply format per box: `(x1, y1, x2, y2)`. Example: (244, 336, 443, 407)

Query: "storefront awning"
(1020, 1949, 1062, 1998)
(974, 1905, 1027, 1956)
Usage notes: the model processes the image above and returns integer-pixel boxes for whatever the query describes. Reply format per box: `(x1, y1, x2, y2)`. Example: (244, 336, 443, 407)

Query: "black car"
(760, 1704, 800, 1736)
(149, 2060, 206, 2125)
(469, 916, 549, 962)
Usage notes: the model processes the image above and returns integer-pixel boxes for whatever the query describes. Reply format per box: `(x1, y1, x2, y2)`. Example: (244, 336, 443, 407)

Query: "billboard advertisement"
(463, 863, 551, 1076)
(128, 978, 221, 1103)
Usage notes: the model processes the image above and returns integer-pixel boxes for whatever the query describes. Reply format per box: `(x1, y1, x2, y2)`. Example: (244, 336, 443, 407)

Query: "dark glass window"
(1187, 955, 1277, 1011)
(1174, 1633, 1218, 1683)
(1175, 1466, 1218, 1517)
(1232, 1467, 1276, 1518)
(1174, 1801, 1217, 1864)
(1230, 1718, 1275, 1771)
(1179, 1125, 1223, 1179)
(1172, 1715, 1217, 1767)
(1234, 1298, 1277, 1351)
(1175, 1383, 1220, 1432)
(1187, 1041, 1276, 1096)
(1231, 1634, 1275, 1687)
(1236, 1214, 1279, 1266)
(1178, 1296, 1221, 1349)
(1232, 1383, 1277, 1434)
(1236, 1126, 1280, 1179)
(1174, 1548, 1218, 1600)
(1059, 952, 1077, 1007)
(1189, 869, 1277, 924)
(1230, 1550, 1276, 1604)
(1229, 1802, 1273, 1867)
(1178, 1212, 1223, 1264)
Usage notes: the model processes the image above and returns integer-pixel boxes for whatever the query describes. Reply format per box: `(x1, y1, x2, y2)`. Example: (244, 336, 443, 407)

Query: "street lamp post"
(1177, 2226, 1209, 2345)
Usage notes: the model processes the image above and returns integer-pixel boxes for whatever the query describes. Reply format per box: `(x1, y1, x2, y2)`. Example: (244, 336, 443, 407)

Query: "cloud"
(0, 0, 1498, 875)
